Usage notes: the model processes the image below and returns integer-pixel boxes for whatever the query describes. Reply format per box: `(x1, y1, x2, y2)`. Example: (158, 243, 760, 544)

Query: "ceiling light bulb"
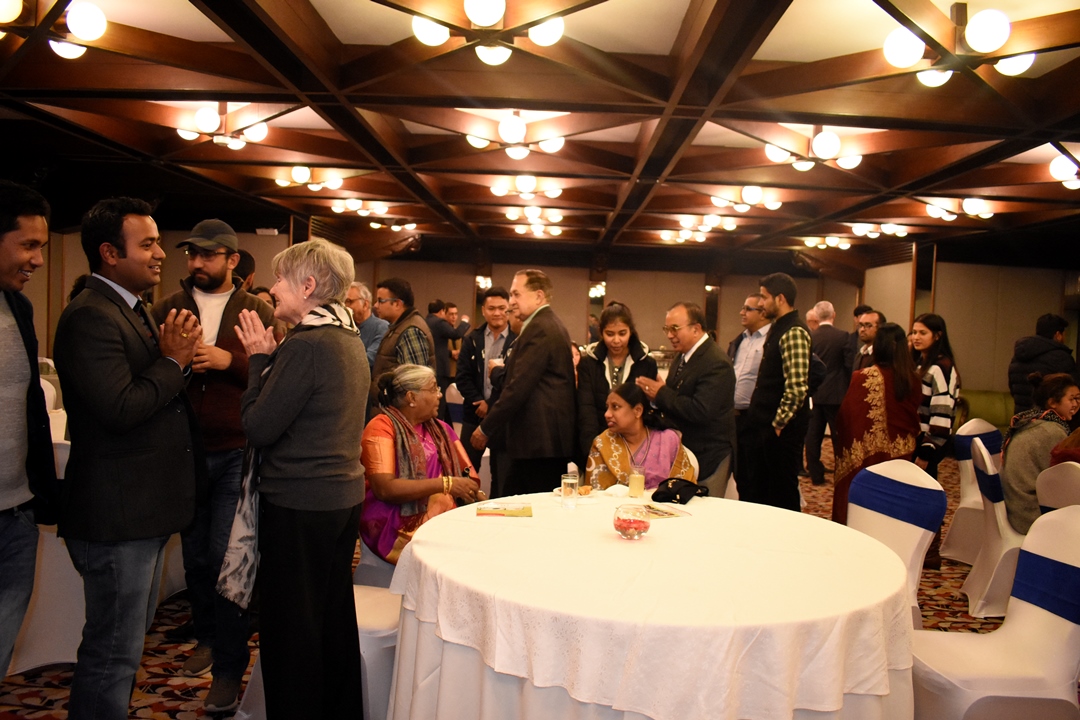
(764, 200, 783, 210)
(524, 206, 542, 220)
(538, 136, 565, 153)
(942, 212, 957, 221)
(711, 196, 730, 208)
(505, 145, 530, 160)
(916, 69, 952, 87)
(506, 210, 520, 221)
(242, 122, 268, 142)
(543, 188, 562, 198)
(212, 135, 231, 146)
(817, 242, 828, 249)
(741, 185, 763, 205)
(0, 0, 22, 23)
(791, 160, 815, 172)
(839, 241, 851, 250)
(995, 53, 1035, 77)
(412, 15, 449, 46)
(291, 166, 311, 184)
(1049, 155, 1078, 181)
(925, 203, 944, 218)
(883, 26, 925, 69)
(528, 16, 564, 46)
(176, 128, 199, 141)
(811, 130, 841, 159)
(703, 214, 720, 227)
(194, 106, 221, 134)
(764, 144, 790, 163)
(391, 224, 402, 232)
(733, 203, 750, 213)
(978, 212, 994, 219)
(515, 174, 537, 193)
(675, 236, 686, 244)
(464, 0, 505, 27)
(345, 198, 362, 211)
(332, 204, 344, 213)
(498, 114, 527, 144)
(491, 185, 509, 197)
(227, 137, 246, 150)
(961, 197, 987, 215)
(476, 44, 512, 65)
(679, 217, 695, 228)
(965, 9, 1010, 54)
(49, 39, 86, 58)
(466, 135, 490, 149)
(896, 229, 908, 237)
(372, 203, 389, 215)
(275, 178, 290, 187)
(531, 224, 544, 235)
(548, 212, 562, 223)
(549, 227, 561, 236)
(722, 219, 737, 231)
(1064, 179, 1080, 190)
(660, 230, 673, 241)
(836, 155, 862, 169)
(852, 223, 871, 236)
(697, 224, 710, 232)
(322, 176, 343, 190)
(881, 222, 900, 235)
(694, 233, 706, 242)
(866, 231, 880, 238)
(358, 209, 371, 216)
(370, 222, 382, 229)
(519, 192, 535, 200)
(515, 225, 527, 234)
(804, 238, 817, 247)
(66, 1, 107, 42)
(825, 236, 839, 247)
(679, 229, 692, 240)
(307, 183, 322, 191)
(405, 223, 416, 230)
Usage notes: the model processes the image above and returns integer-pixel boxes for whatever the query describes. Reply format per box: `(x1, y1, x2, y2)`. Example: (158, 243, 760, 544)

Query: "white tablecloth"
(389, 493, 913, 720)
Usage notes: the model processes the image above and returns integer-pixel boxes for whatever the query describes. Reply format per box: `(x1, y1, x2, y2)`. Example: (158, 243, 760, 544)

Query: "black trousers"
(259, 500, 362, 720)
(737, 412, 811, 512)
(505, 457, 571, 496)
(804, 403, 839, 484)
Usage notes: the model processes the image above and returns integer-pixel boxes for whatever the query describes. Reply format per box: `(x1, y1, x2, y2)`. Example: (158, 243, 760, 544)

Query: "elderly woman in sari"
(361, 364, 481, 564)
(832, 323, 922, 524)
(584, 382, 696, 490)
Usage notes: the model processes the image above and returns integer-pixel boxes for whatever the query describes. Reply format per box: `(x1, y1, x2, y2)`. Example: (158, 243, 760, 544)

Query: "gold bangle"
(443, 475, 451, 494)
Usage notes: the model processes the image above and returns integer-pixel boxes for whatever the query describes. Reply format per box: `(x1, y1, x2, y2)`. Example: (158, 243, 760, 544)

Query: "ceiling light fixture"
(49, 40, 86, 59)
(497, 113, 526, 144)
(345, 198, 363, 211)
(372, 202, 389, 215)
(722, 218, 737, 231)
(711, 196, 730, 208)
(548, 212, 563, 223)
(961, 197, 987, 215)
(332, 203, 344, 213)
(323, 176, 343, 190)
(1064, 179, 1080, 190)
(543, 188, 562, 198)
(274, 179, 290, 187)
(464, 0, 505, 27)
(825, 236, 840, 247)
(176, 128, 199, 141)
(883, 26, 925, 69)
(852, 223, 872, 236)
(476, 44, 512, 66)
(839, 241, 851, 249)
(307, 183, 322, 191)
(226, 137, 246, 151)
(466, 135, 490, 149)
(291, 166, 311, 184)
(528, 16, 564, 46)
(764, 144, 791, 163)
(733, 203, 751, 213)
(505, 145, 530, 160)
(804, 238, 817, 248)
(916, 69, 952, 87)
(412, 15, 449, 46)
(515, 175, 537, 193)
(0, 0, 22, 23)
(661, 230, 673, 241)
(836, 155, 862, 169)
(1049, 154, 1078, 181)
(810, 130, 840, 159)
(242, 122, 268, 142)
(515, 225, 527, 234)
(490, 185, 509, 197)
(995, 53, 1035, 76)
(764, 200, 783, 211)
(741, 185, 763, 205)
(965, 9, 1010, 53)
(791, 160, 815, 172)
(549, 227, 562, 236)
(66, 1, 107, 42)
(194, 106, 221, 134)
(538, 136, 565, 153)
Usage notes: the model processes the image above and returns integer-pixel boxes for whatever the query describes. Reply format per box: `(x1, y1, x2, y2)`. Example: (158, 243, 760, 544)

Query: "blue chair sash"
(1011, 549, 1080, 625)
(954, 429, 1002, 461)
(973, 464, 1005, 503)
(848, 469, 948, 532)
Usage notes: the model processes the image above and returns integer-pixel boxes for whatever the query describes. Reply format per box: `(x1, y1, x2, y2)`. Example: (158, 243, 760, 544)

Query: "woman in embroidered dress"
(584, 382, 695, 490)
(577, 301, 658, 459)
(360, 364, 481, 564)
(1001, 373, 1080, 534)
(909, 313, 961, 480)
(832, 323, 922, 524)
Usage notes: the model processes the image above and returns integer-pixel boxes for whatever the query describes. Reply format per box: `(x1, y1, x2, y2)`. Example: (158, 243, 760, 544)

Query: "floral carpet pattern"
(0, 442, 1001, 718)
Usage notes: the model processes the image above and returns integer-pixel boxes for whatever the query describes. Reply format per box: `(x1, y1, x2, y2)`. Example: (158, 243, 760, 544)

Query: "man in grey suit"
(637, 302, 736, 497)
(471, 269, 576, 495)
(54, 197, 202, 720)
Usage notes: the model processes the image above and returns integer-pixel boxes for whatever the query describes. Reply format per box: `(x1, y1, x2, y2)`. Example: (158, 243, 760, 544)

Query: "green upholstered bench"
(954, 389, 1015, 436)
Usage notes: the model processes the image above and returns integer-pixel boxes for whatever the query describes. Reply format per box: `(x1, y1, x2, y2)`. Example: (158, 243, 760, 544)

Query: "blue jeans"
(66, 535, 167, 720)
(0, 505, 38, 675)
(182, 448, 249, 680)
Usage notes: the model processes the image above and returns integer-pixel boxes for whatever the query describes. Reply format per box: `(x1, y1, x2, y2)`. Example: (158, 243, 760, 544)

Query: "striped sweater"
(916, 357, 959, 458)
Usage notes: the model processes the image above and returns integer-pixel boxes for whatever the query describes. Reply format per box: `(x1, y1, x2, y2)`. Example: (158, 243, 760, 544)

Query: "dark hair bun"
(1027, 371, 1045, 388)
(377, 372, 396, 407)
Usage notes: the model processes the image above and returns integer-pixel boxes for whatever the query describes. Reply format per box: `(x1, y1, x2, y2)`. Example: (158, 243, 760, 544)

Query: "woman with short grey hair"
(235, 237, 368, 719)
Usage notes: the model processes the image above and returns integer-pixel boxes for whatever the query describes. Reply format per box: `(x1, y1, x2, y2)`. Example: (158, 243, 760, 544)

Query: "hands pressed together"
(158, 309, 202, 368)
(235, 308, 278, 357)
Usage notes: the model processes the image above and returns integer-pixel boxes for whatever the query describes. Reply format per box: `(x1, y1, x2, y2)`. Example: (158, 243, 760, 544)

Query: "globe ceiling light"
(965, 9, 1010, 54)
(476, 44, 512, 66)
(490, 185, 509, 197)
(995, 53, 1035, 77)
(391, 224, 402, 232)
(531, 224, 544, 235)
(697, 224, 710, 232)
(323, 176, 343, 190)
(679, 217, 695, 228)
(49, 40, 86, 59)
(506, 209, 520, 221)
(405, 223, 417, 230)
(515, 175, 537, 193)
(0, 0, 22, 23)
(226, 137, 246, 150)
(804, 238, 817, 247)
(722, 218, 737, 231)
(549, 227, 562, 236)
(741, 185, 763, 205)
(978, 212, 994, 219)
(370, 222, 383, 229)
(825, 236, 840, 247)
(1049, 154, 1078, 181)
(548, 211, 563, 223)
(733, 203, 751, 213)
(538, 136, 565, 153)
(412, 15, 449, 46)
(791, 160, 815, 172)
(514, 225, 526, 234)
(703, 214, 721, 227)
(543, 188, 562, 198)
(883, 26, 925, 69)
(307, 183, 322, 191)
(372, 202, 389, 215)
(764, 144, 790, 163)
(528, 16, 564, 47)
(212, 135, 232, 147)
(345, 198, 363, 211)
(836, 155, 862, 169)
(677, 229, 690, 241)
(332, 203, 344, 213)
(505, 144, 530, 160)
(519, 191, 535, 200)
(464, 0, 505, 28)
(925, 203, 944, 218)
(839, 241, 851, 249)
(176, 128, 200, 141)
(880, 223, 899, 235)
(916, 69, 952, 87)
(357, 208, 371, 216)
(660, 230, 673, 241)
(1064, 179, 1080, 190)
(852, 223, 872, 236)
(291, 166, 311, 184)
(275, 178, 290, 187)
(195, 106, 221, 134)
(524, 205, 542, 220)
(817, 241, 827, 249)
(466, 135, 490, 149)
(764, 200, 783, 210)
(810, 130, 841, 159)
(242, 122, 268, 142)
(942, 212, 957, 221)
(711, 196, 730, 208)
(66, 2, 107, 42)
(961, 197, 987, 215)
(866, 230, 881, 238)
(694, 232, 706, 242)
(497, 113, 527, 144)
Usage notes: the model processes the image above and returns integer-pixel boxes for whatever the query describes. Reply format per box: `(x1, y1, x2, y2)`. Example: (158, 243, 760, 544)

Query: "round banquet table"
(387, 492, 914, 720)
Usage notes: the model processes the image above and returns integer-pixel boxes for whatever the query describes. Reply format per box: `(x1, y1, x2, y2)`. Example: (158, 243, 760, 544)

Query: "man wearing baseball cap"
(152, 219, 277, 712)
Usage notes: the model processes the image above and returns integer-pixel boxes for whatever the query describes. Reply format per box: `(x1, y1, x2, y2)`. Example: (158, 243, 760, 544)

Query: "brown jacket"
(370, 307, 436, 403)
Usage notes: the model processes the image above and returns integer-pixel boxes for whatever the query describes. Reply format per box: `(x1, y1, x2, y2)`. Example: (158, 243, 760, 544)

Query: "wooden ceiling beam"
(511, 36, 670, 103)
(341, 38, 469, 92)
(871, 0, 956, 58)
(0, 0, 70, 82)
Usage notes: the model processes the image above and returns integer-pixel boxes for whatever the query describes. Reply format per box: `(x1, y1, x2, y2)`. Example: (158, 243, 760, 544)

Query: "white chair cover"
(847, 459, 947, 628)
(912, 505, 1080, 720)
(353, 537, 396, 589)
(960, 437, 1025, 618)
(39, 376, 57, 410)
(48, 408, 67, 442)
(234, 585, 402, 720)
(942, 419, 1002, 565)
(683, 446, 700, 482)
(1036, 462, 1080, 514)
(444, 382, 464, 435)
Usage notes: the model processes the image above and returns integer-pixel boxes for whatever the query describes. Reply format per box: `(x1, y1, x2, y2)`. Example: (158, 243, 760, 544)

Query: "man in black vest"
(739, 273, 811, 511)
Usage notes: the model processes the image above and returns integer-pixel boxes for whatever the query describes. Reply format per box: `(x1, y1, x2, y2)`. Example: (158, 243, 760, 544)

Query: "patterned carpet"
(0, 442, 999, 718)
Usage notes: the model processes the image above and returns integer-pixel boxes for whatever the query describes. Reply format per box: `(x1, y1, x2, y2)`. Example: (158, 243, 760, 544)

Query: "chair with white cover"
(234, 585, 403, 720)
(353, 537, 396, 588)
(39, 376, 57, 410)
(960, 437, 1025, 618)
(912, 504, 1080, 720)
(942, 419, 1002, 565)
(847, 459, 948, 628)
(1036, 462, 1080, 515)
(444, 382, 464, 435)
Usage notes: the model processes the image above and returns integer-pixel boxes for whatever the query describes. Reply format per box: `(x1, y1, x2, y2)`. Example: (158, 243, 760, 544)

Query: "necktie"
(134, 301, 158, 345)
(671, 356, 687, 381)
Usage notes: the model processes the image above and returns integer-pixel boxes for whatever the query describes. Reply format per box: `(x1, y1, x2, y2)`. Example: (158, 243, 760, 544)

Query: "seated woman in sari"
(584, 382, 696, 490)
(360, 364, 481, 564)
(832, 323, 922, 524)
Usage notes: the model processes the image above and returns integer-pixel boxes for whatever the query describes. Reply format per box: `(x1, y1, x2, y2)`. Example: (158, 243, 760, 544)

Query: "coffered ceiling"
(2, 0, 1080, 279)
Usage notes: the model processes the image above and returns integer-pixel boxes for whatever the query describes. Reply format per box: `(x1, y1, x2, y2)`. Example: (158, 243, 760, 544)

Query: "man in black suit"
(0, 181, 57, 675)
(636, 302, 735, 497)
(54, 197, 203, 720)
(804, 301, 850, 486)
(425, 299, 470, 421)
(471, 269, 576, 495)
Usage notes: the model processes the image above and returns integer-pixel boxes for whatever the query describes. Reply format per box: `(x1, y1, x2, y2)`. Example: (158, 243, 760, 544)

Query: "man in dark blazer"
(471, 269, 576, 495)
(637, 301, 736, 498)
(425, 298, 470, 421)
(0, 181, 57, 675)
(804, 301, 851, 485)
(54, 197, 203, 720)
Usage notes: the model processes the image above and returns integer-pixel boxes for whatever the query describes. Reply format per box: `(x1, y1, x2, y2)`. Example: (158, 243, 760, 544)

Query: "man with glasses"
(853, 309, 886, 372)
(371, 277, 436, 405)
(636, 302, 735, 498)
(344, 281, 387, 370)
(727, 293, 771, 414)
(153, 219, 277, 712)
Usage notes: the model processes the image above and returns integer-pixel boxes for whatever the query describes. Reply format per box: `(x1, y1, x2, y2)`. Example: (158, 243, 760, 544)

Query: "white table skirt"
(389, 493, 913, 720)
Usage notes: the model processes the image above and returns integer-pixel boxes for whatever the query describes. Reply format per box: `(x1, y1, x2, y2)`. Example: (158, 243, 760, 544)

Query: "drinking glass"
(628, 464, 646, 498)
(561, 473, 579, 509)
